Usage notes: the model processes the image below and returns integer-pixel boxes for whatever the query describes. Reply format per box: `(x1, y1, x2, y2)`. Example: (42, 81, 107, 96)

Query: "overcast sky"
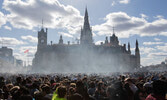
(0, 0, 167, 66)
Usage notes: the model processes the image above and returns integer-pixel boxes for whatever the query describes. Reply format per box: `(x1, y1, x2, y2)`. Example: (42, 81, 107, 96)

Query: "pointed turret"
(135, 39, 140, 68)
(40, 19, 45, 32)
(123, 44, 126, 51)
(83, 7, 90, 29)
(105, 37, 108, 44)
(135, 39, 139, 52)
(110, 27, 119, 46)
(80, 7, 93, 45)
(59, 35, 63, 44)
(42, 19, 44, 29)
(112, 27, 115, 36)
(128, 42, 131, 54)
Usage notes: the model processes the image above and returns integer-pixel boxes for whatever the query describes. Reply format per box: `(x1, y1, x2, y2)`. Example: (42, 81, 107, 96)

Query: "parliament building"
(32, 8, 140, 73)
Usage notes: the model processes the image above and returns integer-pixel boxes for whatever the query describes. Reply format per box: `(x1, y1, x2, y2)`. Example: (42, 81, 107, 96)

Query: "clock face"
(41, 39, 44, 43)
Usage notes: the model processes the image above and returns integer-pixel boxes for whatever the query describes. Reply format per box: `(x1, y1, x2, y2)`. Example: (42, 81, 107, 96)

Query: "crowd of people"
(0, 71, 166, 100)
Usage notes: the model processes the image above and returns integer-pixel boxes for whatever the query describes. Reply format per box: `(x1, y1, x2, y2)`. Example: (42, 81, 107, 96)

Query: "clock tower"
(37, 27, 47, 50)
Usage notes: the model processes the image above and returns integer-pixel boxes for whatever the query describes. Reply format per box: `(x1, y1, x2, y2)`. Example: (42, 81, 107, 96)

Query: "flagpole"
(26, 51, 28, 67)
(27, 51, 29, 73)
(27, 51, 29, 66)
(26, 52, 28, 67)
(24, 49, 29, 67)
(24, 61, 26, 67)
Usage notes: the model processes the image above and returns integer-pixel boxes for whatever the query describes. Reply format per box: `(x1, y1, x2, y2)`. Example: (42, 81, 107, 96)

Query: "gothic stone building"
(32, 8, 140, 73)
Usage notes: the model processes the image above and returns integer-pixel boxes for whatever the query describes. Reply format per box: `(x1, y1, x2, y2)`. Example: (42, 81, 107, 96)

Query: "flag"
(24, 49, 29, 53)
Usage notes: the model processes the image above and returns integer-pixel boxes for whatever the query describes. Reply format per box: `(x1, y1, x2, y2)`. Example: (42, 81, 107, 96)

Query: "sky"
(0, 0, 167, 66)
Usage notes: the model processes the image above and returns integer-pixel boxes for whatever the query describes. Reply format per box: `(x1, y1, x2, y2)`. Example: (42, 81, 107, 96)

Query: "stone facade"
(0, 46, 23, 67)
(32, 8, 140, 73)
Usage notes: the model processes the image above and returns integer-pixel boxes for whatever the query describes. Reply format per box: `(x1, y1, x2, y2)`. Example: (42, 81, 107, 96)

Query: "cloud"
(141, 56, 164, 66)
(58, 32, 73, 38)
(140, 14, 148, 19)
(4, 25, 11, 30)
(140, 43, 167, 65)
(93, 12, 146, 38)
(156, 45, 167, 52)
(119, 0, 130, 4)
(159, 32, 167, 36)
(95, 41, 104, 45)
(0, 12, 6, 27)
(3, 0, 167, 39)
(111, 0, 130, 6)
(140, 47, 156, 54)
(140, 18, 167, 36)
(93, 12, 167, 38)
(139, 45, 167, 66)
(3, 0, 83, 34)
(154, 15, 164, 19)
(111, 1, 116, 6)
(143, 42, 163, 46)
(0, 37, 26, 46)
(140, 47, 167, 65)
(21, 35, 38, 43)
(154, 38, 161, 41)
(139, 43, 167, 65)
(147, 52, 167, 57)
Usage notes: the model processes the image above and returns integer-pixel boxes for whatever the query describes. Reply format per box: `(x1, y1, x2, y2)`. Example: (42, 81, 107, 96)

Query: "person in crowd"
(125, 78, 138, 94)
(134, 89, 147, 100)
(68, 93, 83, 100)
(0, 71, 166, 100)
(94, 81, 106, 100)
(88, 81, 96, 96)
(19, 87, 33, 100)
(14, 76, 22, 86)
(145, 80, 167, 100)
(52, 85, 67, 100)
(124, 82, 134, 100)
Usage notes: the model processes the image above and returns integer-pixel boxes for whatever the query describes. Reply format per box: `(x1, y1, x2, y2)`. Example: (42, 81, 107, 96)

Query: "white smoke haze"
(31, 45, 134, 74)
(0, 62, 30, 74)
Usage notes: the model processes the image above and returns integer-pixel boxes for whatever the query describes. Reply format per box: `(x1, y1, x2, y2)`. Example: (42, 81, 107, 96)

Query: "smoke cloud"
(32, 45, 133, 74)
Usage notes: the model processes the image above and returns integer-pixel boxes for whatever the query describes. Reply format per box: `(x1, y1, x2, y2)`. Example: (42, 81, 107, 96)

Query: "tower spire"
(136, 39, 139, 50)
(85, 6, 88, 17)
(113, 27, 115, 34)
(128, 42, 131, 54)
(84, 7, 90, 29)
(135, 39, 139, 53)
(112, 26, 116, 37)
(135, 39, 140, 68)
(42, 19, 43, 28)
(80, 7, 93, 45)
